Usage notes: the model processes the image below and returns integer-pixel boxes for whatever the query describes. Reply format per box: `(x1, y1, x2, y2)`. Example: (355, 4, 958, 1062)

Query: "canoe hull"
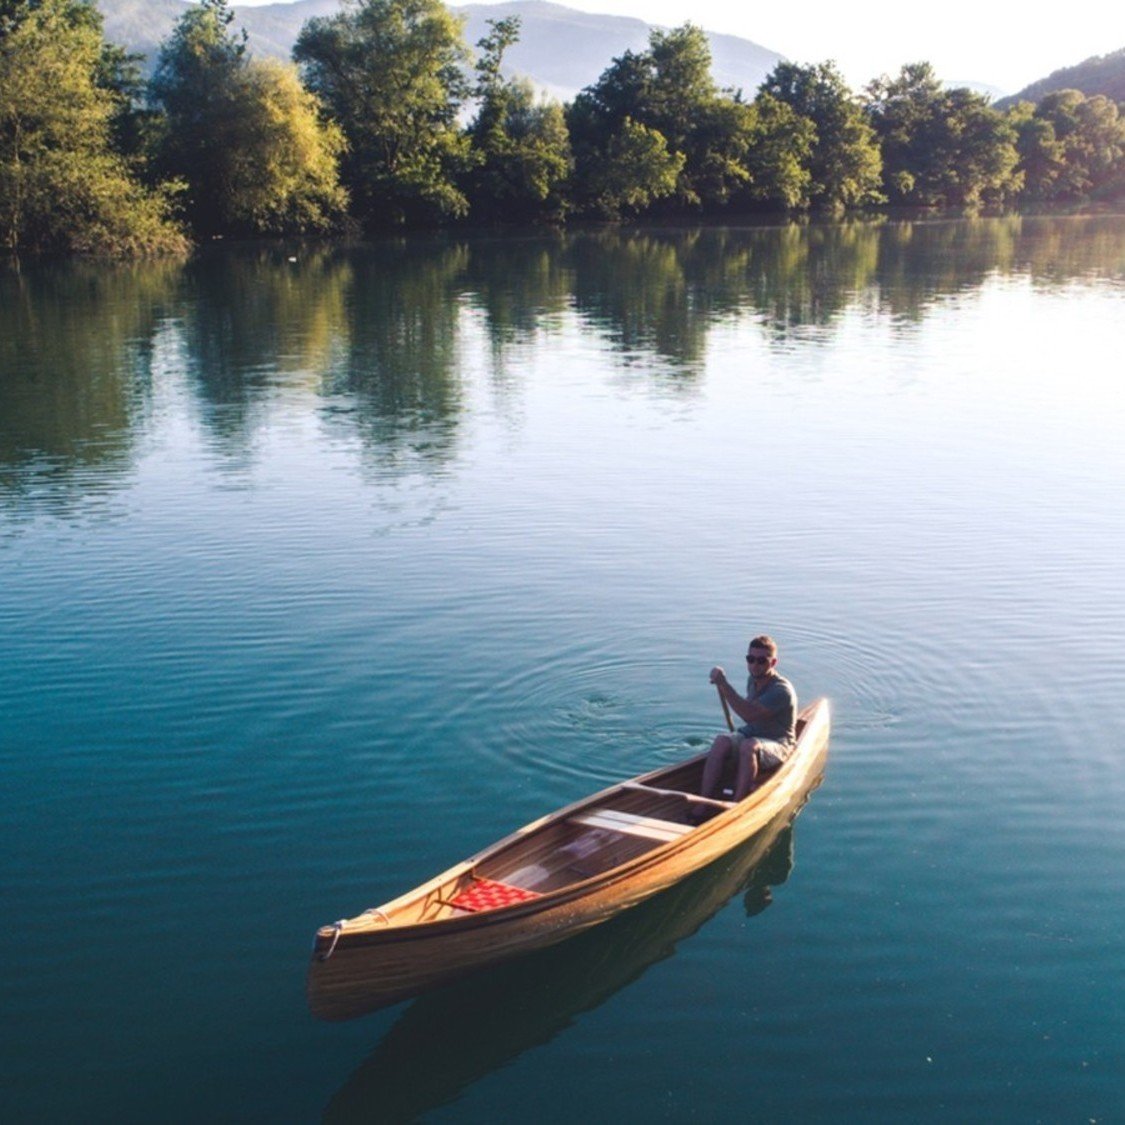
(308, 698, 830, 1019)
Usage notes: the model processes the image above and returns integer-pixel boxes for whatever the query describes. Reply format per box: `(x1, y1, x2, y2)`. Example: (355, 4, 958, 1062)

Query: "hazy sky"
(496, 0, 1123, 92)
(233, 0, 1123, 94)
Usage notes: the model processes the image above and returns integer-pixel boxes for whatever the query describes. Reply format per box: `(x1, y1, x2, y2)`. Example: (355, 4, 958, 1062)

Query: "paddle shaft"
(717, 684, 735, 731)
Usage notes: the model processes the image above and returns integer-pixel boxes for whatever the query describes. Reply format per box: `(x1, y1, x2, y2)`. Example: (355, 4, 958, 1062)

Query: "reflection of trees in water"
(460, 234, 574, 350)
(563, 223, 890, 361)
(179, 245, 352, 454)
(565, 228, 762, 378)
(463, 224, 890, 372)
(168, 240, 471, 473)
(0, 261, 181, 516)
(4, 217, 1122, 511)
(871, 217, 1021, 320)
(871, 214, 1125, 319)
(322, 813, 804, 1124)
(318, 239, 470, 474)
(562, 215, 1124, 357)
(569, 232, 700, 372)
(732, 220, 885, 340)
(1009, 213, 1125, 285)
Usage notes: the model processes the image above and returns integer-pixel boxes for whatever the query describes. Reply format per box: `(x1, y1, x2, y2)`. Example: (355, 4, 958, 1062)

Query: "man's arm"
(710, 667, 773, 725)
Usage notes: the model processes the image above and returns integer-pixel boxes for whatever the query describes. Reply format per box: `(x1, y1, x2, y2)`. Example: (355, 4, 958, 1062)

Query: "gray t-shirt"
(738, 673, 797, 746)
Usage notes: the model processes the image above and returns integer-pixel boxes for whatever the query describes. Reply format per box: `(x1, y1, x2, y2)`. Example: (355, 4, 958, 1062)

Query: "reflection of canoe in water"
(323, 801, 811, 1123)
(308, 699, 830, 1021)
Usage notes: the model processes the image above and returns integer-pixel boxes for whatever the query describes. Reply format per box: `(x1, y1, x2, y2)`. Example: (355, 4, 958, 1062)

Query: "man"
(701, 635, 797, 804)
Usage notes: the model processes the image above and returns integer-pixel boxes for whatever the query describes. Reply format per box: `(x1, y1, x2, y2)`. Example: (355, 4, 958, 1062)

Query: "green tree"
(94, 39, 151, 159)
(472, 13, 518, 99)
(644, 25, 717, 161)
(937, 87, 1020, 205)
(150, 0, 346, 236)
(148, 0, 246, 234)
(294, 0, 472, 228)
(580, 116, 685, 217)
(0, 0, 186, 255)
(1008, 101, 1066, 200)
(465, 17, 572, 222)
(866, 63, 1019, 206)
(567, 51, 654, 216)
(567, 25, 763, 214)
(1011, 89, 1125, 201)
(222, 60, 348, 234)
(759, 61, 883, 208)
(864, 62, 944, 201)
(739, 93, 815, 209)
(645, 25, 757, 209)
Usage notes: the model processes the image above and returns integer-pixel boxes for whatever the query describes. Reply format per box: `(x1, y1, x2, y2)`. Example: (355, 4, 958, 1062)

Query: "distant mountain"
(950, 80, 1008, 102)
(95, 0, 783, 100)
(95, 0, 189, 68)
(454, 2, 783, 101)
(996, 47, 1125, 109)
(92, 1, 1125, 108)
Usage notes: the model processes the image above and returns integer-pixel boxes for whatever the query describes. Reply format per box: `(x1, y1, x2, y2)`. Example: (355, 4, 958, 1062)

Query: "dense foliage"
(0, 0, 186, 255)
(4, 0, 1124, 256)
(1008, 89, 1125, 201)
(866, 63, 1019, 207)
(566, 28, 827, 215)
(463, 16, 572, 223)
(150, 0, 346, 236)
(293, 0, 472, 228)
(762, 60, 884, 208)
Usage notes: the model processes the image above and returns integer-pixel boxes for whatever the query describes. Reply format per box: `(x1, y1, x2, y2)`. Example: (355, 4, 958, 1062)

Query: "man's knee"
(710, 733, 734, 754)
(737, 738, 762, 766)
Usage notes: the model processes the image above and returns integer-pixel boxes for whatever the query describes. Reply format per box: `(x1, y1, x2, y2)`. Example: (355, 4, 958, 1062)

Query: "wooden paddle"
(716, 683, 734, 731)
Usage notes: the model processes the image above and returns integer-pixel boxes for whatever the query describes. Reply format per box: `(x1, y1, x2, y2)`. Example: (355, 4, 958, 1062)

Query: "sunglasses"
(746, 654, 772, 665)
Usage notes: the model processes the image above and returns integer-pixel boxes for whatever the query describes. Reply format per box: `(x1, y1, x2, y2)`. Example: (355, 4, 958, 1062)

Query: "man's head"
(746, 635, 778, 675)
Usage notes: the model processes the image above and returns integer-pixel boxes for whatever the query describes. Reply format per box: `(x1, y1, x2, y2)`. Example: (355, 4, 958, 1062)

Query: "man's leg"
(700, 733, 735, 799)
(733, 739, 762, 800)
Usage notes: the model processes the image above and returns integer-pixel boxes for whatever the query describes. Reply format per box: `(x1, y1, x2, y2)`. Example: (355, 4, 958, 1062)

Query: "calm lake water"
(2, 215, 1123, 1122)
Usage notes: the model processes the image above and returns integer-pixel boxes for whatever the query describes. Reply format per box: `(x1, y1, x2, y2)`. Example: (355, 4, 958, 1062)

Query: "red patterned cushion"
(449, 877, 542, 912)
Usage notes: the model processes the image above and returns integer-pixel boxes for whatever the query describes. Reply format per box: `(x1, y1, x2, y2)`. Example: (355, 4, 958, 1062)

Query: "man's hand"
(709, 666, 727, 686)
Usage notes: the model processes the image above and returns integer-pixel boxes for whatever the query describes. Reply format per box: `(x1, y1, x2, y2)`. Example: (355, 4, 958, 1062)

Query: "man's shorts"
(730, 730, 793, 771)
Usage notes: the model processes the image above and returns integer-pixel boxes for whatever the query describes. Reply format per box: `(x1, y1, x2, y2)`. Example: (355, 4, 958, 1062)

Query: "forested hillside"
(998, 48, 1125, 109)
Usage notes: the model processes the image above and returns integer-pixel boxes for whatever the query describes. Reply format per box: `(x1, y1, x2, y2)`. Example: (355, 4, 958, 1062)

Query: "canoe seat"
(445, 877, 542, 913)
(571, 808, 693, 843)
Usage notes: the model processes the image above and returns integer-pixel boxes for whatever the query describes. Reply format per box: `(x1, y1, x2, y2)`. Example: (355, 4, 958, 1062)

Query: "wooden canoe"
(308, 697, 830, 1020)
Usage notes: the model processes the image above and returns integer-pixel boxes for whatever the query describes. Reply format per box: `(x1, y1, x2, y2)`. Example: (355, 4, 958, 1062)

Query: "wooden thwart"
(570, 808, 693, 843)
(620, 781, 735, 809)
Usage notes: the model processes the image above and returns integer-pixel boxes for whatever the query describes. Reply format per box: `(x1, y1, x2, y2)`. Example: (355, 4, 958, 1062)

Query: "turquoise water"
(1, 216, 1123, 1121)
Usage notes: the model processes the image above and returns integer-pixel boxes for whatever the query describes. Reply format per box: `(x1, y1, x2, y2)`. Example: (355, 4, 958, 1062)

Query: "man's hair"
(749, 635, 778, 657)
